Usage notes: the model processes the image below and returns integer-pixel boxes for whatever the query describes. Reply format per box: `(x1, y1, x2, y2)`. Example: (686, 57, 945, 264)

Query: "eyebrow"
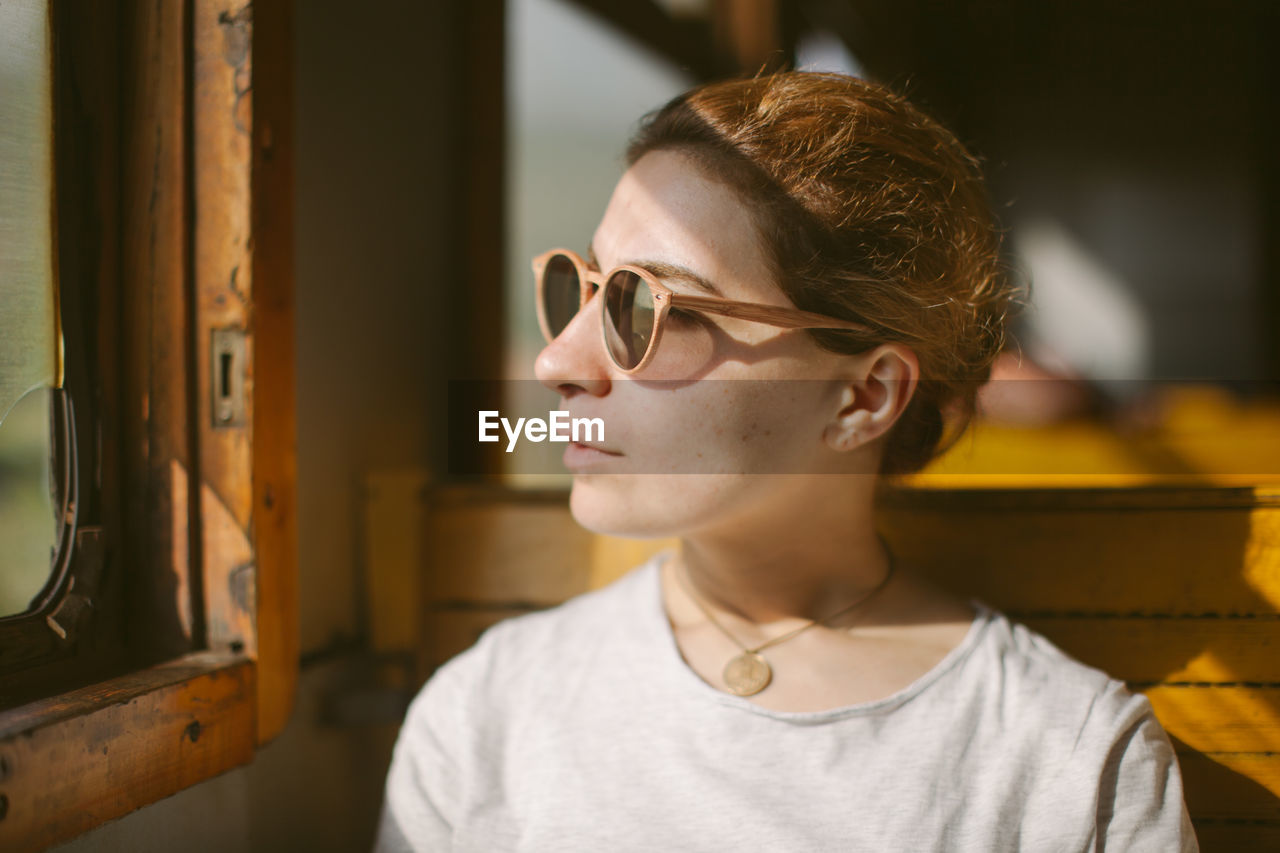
(586, 243, 723, 297)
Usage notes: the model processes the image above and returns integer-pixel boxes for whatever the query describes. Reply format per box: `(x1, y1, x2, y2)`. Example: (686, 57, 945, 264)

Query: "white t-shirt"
(375, 550, 1198, 852)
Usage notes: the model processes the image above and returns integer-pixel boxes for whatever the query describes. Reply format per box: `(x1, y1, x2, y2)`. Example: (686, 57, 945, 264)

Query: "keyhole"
(220, 350, 233, 399)
(211, 328, 245, 427)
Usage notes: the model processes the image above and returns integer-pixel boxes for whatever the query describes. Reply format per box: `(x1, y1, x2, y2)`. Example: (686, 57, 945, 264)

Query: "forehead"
(591, 149, 780, 301)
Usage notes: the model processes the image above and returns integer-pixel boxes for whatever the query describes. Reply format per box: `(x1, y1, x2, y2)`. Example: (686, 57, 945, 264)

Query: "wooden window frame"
(0, 2, 297, 849)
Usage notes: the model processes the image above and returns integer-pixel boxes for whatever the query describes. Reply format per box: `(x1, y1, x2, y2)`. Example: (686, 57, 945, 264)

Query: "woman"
(376, 72, 1196, 851)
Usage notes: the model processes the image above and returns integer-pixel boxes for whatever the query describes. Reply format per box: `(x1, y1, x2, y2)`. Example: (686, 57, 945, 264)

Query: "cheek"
(619, 381, 826, 475)
(687, 381, 826, 473)
(621, 387, 742, 474)
(645, 321, 717, 376)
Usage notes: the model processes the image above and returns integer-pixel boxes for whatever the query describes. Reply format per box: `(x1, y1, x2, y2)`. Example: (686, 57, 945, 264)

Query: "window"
(0, 0, 62, 621)
(0, 2, 297, 848)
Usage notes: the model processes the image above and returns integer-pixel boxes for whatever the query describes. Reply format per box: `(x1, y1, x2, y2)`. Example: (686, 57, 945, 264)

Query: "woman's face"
(534, 149, 901, 539)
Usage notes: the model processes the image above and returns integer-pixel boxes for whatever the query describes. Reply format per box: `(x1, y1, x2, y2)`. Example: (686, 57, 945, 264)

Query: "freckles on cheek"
(738, 419, 773, 444)
(724, 385, 782, 446)
(735, 384, 823, 467)
(653, 385, 797, 473)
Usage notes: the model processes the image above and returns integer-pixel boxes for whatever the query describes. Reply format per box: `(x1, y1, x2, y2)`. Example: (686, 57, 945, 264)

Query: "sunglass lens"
(541, 254, 581, 339)
(603, 270, 655, 370)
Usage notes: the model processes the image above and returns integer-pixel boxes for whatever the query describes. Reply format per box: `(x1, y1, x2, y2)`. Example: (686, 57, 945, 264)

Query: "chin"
(566, 472, 745, 540)
(567, 476, 669, 538)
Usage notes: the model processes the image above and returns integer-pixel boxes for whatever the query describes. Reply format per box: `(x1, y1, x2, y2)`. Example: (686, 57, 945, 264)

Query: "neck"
(671, 475, 893, 627)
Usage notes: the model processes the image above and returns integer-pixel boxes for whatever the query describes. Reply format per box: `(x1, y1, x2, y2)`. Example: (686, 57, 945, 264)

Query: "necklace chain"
(673, 544, 897, 656)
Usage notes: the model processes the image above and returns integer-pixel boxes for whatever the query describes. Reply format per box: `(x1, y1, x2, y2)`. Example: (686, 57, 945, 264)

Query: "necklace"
(672, 545, 897, 697)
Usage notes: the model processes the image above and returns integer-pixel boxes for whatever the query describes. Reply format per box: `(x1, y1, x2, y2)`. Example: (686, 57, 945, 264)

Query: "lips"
(560, 405, 621, 455)
(563, 440, 623, 471)
(571, 441, 622, 455)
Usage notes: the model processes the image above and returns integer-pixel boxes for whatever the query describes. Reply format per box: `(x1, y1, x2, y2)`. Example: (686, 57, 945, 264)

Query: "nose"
(534, 291, 613, 398)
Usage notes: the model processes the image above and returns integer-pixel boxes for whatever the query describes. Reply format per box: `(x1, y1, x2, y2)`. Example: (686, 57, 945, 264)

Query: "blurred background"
(0, 0, 1273, 849)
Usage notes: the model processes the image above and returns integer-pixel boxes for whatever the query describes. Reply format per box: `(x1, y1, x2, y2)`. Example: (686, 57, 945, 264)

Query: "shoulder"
(963, 605, 1165, 752)
(973, 605, 1129, 701)
(961, 608, 1195, 847)
(955, 605, 1186, 768)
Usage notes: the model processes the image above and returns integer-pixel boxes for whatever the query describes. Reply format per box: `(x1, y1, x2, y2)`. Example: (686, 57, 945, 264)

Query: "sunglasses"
(532, 248, 877, 373)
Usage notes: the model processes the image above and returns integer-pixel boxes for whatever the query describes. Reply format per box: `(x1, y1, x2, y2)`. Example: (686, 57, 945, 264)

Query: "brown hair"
(626, 72, 1024, 476)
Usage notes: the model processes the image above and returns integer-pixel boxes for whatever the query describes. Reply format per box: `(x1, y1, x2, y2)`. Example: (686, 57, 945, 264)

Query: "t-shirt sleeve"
(1093, 684, 1199, 852)
(372, 651, 476, 853)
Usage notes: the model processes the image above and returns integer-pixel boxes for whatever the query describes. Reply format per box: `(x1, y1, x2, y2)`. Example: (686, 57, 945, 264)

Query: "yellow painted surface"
(589, 536, 676, 589)
(1020, 618, 1280, 684)
(911, 385, 1280, 488)
(425, 500, 595, 604)
(877, 503, 1280, 615)
(1146, 685, 1280, 753)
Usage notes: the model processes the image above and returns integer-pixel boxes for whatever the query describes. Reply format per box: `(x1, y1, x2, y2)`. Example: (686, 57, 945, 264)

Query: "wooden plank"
(910, 387, 1280, 486)
(250, 0, 299, 745)
(1020, 617, 1280, 684)
(563, 0, 717, 79)
(193, 0, 256, 655)
(1179, 751, 1280, 821)
(449, 0, 505, 477)
(713, 0, 782, 73)
(878, 483, 1280, 511)
(1191, 820, 1280, 852)
(426, 502, 596, 604)
(589, 536, 675, 590)
(0, 653, 255, 852)
(877, 503, 1280, 615)
(367, 470, 431, 652)
(422, 489, 670, 604)
(118, 0, 196, 659)
(1144, 686, 1280, 753)
(425, 484, 571, 509)
(421, 609, 532, 677)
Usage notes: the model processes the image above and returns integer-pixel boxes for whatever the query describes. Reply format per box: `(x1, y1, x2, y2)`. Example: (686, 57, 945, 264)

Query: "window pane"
(0, 388, 58, 614)
(1, 0, 60, 615)
(504, 0, 692, 483)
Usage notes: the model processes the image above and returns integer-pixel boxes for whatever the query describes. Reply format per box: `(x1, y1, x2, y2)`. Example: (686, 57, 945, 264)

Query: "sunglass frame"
(532, 248, 877, 373)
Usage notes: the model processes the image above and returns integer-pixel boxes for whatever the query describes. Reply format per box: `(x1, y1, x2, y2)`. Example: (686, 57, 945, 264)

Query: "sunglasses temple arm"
(673, 294, 877, 334)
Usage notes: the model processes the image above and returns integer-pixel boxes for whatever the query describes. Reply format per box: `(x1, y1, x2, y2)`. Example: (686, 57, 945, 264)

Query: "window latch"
(211, 327, 247, 427)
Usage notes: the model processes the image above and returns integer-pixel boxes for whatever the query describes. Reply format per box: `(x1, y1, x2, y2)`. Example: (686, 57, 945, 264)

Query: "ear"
(822, 345, 920, 453)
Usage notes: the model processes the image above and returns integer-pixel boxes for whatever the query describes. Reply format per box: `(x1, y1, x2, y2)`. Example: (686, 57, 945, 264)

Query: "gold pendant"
(723, 651, 772, 696)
